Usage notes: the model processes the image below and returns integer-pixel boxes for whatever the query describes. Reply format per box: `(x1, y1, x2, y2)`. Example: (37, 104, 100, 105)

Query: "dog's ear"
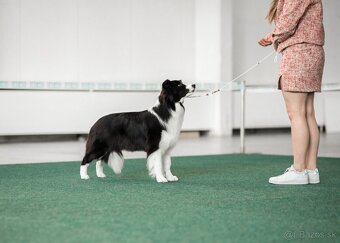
(162, 79, 171, 90)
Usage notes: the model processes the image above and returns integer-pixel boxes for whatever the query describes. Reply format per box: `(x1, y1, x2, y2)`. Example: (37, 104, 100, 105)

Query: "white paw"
(96, 172, 106, 178)
(156, 176, 168, 183)
(80, 174, 90, 180)
(166, 175, 178, 182)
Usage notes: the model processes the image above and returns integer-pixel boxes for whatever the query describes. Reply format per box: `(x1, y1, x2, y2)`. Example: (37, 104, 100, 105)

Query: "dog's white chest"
(160, 103, 184, 151)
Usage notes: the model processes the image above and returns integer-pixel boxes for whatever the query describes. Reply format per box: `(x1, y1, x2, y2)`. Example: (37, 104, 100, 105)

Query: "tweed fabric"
(270, 0, 325, 92)
(278, 43, 325, 92)
(272, 0, 325, 53)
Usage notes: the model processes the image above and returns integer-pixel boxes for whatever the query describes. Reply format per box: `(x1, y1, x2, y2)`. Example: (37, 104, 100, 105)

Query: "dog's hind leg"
(80, 147, 106, 180)
(107, 152, 125, 174)
(96, 160, 106, 178)
(95, 152, 112, 178)
(147, 149, 168, 183)
(80, 154, 95, 180)
(163, 151, 178, 182)
(80, 164, 90, 180)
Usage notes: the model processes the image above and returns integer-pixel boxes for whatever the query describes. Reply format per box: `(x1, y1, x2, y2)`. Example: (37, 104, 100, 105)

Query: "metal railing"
(236, 81, 340, 154)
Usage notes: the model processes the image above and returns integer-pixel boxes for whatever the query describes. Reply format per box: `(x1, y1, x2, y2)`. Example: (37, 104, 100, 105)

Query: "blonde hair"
(266, 0, 279, 23)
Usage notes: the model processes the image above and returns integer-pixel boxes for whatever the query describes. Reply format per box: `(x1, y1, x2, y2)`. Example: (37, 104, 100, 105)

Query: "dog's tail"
(82, 131, 107, 166)
(107, 152, 125, 174)
(81, 133, 96, 165)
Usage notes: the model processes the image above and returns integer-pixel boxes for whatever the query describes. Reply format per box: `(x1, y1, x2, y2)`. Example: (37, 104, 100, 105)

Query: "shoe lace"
(285, 166, 308, 175)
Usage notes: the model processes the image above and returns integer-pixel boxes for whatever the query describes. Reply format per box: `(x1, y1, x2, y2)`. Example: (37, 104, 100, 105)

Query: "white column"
(195, 0, 233, 136)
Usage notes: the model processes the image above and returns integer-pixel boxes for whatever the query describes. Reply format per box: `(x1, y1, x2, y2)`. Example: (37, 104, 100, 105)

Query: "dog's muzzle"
(187, 84, 196, 93)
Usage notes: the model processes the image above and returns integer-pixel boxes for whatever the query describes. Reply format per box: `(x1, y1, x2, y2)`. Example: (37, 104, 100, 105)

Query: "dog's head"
(160, 79, 195, 104)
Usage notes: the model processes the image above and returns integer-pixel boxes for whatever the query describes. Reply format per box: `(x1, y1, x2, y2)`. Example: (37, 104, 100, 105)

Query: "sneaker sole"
(269, 179, 308, 185)
(308, 175, 320, 184)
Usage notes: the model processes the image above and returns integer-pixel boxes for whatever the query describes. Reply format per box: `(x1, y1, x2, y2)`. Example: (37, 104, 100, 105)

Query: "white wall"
(232, 0, 279, 85)
(322, 0, 340, 84)
(0, 0, 195, 82)
(0, 0, 339, 136)
(194, 0, 233, 136)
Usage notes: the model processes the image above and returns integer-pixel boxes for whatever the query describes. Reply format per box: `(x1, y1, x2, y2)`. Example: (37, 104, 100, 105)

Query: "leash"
(186, 50, 276, 98)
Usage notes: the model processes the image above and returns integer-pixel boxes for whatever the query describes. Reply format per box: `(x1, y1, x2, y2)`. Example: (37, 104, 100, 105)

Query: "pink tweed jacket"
(272, 0, 325, 52)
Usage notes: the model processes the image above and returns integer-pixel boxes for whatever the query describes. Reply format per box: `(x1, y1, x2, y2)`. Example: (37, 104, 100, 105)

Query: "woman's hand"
(258, 33, 273, 47)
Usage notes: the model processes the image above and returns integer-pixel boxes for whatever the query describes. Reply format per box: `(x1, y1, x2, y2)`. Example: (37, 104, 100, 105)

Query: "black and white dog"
(80, 80, 195, 183)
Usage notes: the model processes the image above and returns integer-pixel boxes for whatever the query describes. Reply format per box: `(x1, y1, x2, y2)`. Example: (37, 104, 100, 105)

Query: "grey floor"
(0, 132, 339, 165)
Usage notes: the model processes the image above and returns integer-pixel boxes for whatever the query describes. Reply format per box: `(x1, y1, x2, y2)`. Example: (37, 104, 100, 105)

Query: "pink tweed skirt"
(278, 43, 325, 92)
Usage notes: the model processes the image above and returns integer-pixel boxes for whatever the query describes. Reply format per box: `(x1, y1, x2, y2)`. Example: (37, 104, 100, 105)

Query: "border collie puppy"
(80, 80, 195, 183)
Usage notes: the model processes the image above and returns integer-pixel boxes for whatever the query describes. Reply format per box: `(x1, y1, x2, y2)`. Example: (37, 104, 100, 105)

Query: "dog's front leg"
(147, 149, 168, 183)
(163, 152, 178, 182)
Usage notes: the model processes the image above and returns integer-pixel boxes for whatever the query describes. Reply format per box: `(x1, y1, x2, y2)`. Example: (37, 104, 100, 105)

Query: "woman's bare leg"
(305, 92, 320, 170)
(282, 91, 309, 171)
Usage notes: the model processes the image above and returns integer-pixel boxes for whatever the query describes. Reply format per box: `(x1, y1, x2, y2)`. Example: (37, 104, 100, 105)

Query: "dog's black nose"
(192, 84, 196, 89)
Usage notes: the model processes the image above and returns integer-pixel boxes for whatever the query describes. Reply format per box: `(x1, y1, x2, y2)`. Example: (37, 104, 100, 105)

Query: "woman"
(258, 0, 325, 184)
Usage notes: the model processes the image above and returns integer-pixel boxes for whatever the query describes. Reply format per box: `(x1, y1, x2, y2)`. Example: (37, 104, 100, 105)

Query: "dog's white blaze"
(186, 84, 195, 93)
(108, 152, 124, 174)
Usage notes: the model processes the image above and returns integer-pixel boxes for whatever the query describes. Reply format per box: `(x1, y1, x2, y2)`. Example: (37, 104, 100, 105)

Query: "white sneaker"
(307, 168, 320, 184)
(269, 165, 308, 185)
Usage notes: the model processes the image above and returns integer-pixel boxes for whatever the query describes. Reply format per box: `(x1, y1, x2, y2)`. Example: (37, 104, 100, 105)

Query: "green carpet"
(0, 154, 339, 243)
